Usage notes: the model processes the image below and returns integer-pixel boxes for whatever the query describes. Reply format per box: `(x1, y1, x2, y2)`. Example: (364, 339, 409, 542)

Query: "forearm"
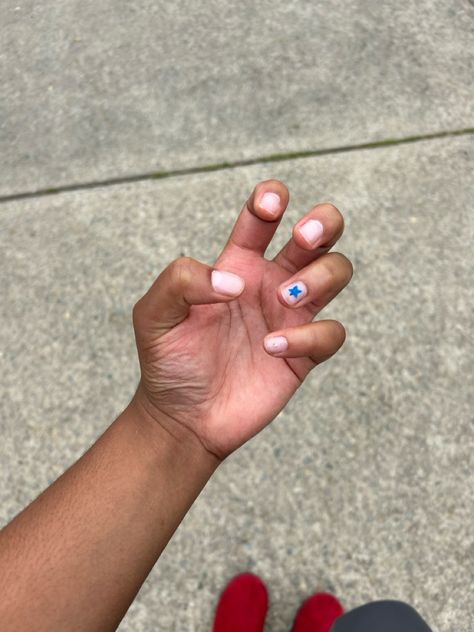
(0, 394, 218, 632)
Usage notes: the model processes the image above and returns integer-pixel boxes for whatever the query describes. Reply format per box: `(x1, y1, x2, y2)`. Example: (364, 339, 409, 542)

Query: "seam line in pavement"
(1, 127, 473, 205)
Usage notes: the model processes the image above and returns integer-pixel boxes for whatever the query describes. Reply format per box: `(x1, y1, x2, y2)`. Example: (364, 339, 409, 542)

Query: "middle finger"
(273, 202, 344, 273)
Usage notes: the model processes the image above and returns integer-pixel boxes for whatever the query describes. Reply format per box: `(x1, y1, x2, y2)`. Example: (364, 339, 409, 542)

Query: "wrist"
(124, 384, 221, 476)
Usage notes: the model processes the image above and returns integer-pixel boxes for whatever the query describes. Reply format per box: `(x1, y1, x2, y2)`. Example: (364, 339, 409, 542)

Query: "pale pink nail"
(211, 270, 245, 296)
(299, 219, 324, 246)
(264, 335, 288, 354)
(260, 192, 280, 215)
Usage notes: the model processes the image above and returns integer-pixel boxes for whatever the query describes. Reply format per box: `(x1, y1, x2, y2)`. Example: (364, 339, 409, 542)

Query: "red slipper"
(291, 592, 344, 632)
(212, 573, 269, 632)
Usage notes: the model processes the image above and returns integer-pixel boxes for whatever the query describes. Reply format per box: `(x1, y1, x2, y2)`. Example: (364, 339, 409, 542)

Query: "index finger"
(219, 179, 290, 257)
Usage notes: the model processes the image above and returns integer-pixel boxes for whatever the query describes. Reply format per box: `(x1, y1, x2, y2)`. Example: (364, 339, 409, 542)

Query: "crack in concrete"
(1, 127, 473, 205)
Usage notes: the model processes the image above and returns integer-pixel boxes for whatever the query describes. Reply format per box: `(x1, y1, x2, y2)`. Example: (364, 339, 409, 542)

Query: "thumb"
(133, 256, 245, 342)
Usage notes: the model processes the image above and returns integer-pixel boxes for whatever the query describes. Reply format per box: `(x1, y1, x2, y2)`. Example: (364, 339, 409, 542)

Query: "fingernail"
(211, 270, 245, 296)
(264, 335, 288, 354)
(299, 219, 324, 246)
(281, 280, 308, 305)
(260, 192, 280, 215)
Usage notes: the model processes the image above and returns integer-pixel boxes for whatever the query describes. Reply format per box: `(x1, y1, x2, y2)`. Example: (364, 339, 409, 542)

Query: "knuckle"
(334, 207, 345, 230)
(170, 256, 194, 289)
(324, 252, 353, 283)
(320, 253, 340, 279)
(132, 298, 144, 328)
(322, 202, 339, 213)
(321, 203, 344, 229)
(341, 254, 354, 282)
(332, 320, 347, 345)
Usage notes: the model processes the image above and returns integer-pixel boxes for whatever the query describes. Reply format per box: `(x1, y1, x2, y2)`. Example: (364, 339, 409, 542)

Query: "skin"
(0, 180, 352, 631)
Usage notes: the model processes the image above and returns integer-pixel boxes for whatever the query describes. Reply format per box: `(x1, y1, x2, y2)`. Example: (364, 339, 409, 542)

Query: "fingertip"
(259, 191, 281, 217)
(263, 334, 289, 356)
(224, 180, 290, 256)
(211, 269, 245, 297)
(293, 218, 325, 250)
(252, 180, 290, 221)
(330, 319, 347, 349)
(292, 202, 344, 250)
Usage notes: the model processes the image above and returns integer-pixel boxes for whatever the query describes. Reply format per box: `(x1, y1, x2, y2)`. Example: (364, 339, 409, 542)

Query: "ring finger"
(277, 251, 353, 316)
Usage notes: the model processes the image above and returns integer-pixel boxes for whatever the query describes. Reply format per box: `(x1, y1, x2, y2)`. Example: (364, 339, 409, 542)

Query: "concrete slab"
(1, 0, 473, 197)
(0, 134, 473, 631)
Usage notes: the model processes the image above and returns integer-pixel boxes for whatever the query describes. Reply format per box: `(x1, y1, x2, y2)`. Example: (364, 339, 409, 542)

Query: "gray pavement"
(1, 1, 474, 631)
(1, 135, 473, 631)
(1, 0, 473, 197)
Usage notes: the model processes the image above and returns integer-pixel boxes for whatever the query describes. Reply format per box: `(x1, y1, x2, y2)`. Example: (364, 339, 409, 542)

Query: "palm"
(141, 246, 314, 457)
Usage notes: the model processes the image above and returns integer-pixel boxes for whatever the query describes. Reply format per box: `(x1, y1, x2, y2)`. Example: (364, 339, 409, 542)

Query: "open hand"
(132, 180, 352, 459)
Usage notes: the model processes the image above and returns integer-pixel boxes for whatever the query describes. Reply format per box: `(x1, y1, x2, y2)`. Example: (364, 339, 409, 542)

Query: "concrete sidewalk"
(1, 0, 473, 197)
(1, 1, 473, 631)
(1, 136, 473, 631)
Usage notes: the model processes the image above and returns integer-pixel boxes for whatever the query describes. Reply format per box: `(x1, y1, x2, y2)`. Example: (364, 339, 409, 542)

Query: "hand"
(132, 180, 353, 460)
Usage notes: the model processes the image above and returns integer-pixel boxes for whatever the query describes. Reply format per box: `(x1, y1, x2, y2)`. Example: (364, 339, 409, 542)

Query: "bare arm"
(0, 398, 217, 631)
(0, 180, 352, 631)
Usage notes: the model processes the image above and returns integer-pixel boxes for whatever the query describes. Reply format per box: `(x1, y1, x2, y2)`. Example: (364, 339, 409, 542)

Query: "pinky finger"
(263, 320, 346, 365)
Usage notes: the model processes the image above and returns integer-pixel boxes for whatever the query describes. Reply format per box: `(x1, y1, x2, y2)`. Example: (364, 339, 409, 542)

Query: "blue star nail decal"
(288, 285, 302, 298)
